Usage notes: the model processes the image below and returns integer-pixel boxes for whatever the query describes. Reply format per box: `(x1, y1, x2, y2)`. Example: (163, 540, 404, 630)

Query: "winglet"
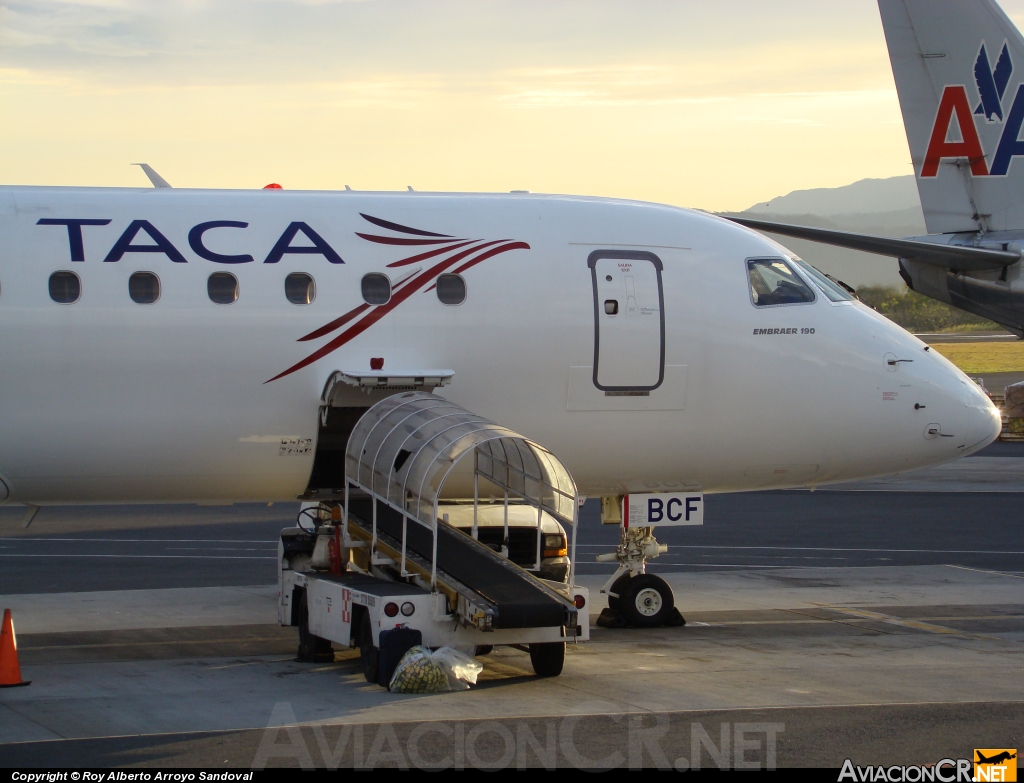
(131, 164, 172, 189)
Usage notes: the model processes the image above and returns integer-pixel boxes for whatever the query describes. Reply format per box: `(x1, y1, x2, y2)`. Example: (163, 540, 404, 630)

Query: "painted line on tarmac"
(811, 603, 1007, 642)
(579, 563, 1024, 576)
(581, 544, 1024, 556)
(946, 564, 1024, 579)
(9, 538, 280, 543)
(0, 553, 275, 560)
(816, 487, 1024, 493)
(21, 638, 293, 652)
(686, 614, 1024, 628)
(162, 547, 275, 551)
(577, 563, 799, 570)
(662, 555, 860, 561)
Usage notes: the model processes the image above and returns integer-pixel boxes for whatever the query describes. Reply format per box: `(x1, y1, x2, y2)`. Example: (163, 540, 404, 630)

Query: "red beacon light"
(263, 183, 282, 190)
(370, 358, 384, 370)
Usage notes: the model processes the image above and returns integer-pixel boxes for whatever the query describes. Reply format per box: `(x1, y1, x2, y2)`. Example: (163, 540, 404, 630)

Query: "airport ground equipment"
(279, 392, 589, 682)
(1004, 382, 1024, 439)
(596, 492, 702, 627)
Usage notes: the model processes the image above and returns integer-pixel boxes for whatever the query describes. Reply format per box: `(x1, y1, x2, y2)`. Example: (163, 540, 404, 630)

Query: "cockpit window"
(747, 258, 815, 307)
(790, 258, 855, 303)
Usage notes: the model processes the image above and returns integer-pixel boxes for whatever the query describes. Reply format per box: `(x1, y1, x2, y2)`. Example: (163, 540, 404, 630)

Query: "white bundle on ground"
(389, 646, 484, 693)
(431, 647, 483, 691)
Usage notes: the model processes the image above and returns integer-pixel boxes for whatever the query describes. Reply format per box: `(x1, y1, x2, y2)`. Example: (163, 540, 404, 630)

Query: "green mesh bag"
(389, 645, 449, 693)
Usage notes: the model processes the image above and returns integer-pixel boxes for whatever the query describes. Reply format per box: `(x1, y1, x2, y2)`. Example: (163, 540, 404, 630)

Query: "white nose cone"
(833, 316, 1006, 483)
(959, 381, 1003, 456)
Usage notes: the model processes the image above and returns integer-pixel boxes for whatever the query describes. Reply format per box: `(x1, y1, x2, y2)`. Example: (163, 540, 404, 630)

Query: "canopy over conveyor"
(342, 392, 581, 631)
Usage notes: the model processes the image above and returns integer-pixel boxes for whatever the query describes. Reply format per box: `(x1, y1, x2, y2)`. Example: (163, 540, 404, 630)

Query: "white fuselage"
(0, 186, 1001, 505)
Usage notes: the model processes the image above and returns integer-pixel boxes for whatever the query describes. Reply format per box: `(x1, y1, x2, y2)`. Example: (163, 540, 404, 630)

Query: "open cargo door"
(303, 369, 453, 499)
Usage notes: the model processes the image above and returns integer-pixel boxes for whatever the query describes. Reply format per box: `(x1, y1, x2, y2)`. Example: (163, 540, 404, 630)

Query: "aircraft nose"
(957, 381, 1003, 455)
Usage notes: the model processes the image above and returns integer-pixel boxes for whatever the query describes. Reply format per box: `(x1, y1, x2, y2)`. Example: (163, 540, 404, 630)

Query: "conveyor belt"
(313, 571, 430, 597)
(348, 497, 574, 630)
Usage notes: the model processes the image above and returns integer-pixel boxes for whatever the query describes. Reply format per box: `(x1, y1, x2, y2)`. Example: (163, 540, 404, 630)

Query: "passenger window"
(361, 273, 391, 305)
(436, 274, 466, 305)
(747, 258, 815, 307)
(129, 272, 160, 304)
(208, 272, 238, 305)
(285, 273, 315, 305)
(49, 271, 81, 304)
(790, 258, 855, 302)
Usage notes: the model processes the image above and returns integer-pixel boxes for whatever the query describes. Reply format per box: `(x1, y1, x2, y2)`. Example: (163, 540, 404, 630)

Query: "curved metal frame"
(344, 392, 579, 591)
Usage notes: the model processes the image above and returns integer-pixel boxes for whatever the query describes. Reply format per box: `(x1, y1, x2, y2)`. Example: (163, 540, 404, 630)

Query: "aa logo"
(974, 749, 1017, 782)
(922, 41, 1024, 177)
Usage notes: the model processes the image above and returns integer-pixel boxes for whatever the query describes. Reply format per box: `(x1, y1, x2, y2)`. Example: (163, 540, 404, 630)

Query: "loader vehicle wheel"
(474, 645, 493, 657)
(360, 612, 379, 683)
(529, 642, 565, 677)
(297, 592, 334, 662)
(619, 574, 674, 628)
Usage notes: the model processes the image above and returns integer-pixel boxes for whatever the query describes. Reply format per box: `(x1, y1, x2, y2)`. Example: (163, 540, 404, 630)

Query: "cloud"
(1, 0, 891, 89)
(0, 0, 912, 210)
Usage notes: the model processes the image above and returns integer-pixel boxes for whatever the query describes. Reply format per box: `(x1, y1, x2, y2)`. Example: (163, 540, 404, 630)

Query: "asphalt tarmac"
(2, 487, 1023, 594)
(1, 441, 1022, 770)
(1, 441, 1022, 594)
(3, 703, 1022, 770)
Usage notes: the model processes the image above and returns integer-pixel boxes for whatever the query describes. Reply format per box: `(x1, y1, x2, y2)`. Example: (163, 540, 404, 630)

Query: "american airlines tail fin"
(729, 0, 1024, 336)
(879, 0, 1024, 234)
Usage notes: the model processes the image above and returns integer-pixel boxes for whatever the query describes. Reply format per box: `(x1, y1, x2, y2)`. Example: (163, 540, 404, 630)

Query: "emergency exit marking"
(624, 492, 704, 527)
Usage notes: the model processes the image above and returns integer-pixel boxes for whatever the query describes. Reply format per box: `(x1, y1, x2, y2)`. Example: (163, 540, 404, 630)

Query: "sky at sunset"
(4, 0, 1024, 212)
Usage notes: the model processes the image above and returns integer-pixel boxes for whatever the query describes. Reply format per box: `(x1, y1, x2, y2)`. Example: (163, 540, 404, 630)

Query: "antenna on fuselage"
(131, 163, 172, 189)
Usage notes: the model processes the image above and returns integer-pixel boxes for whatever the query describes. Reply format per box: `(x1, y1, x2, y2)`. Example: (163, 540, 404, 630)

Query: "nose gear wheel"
(618, 574, 674, 627)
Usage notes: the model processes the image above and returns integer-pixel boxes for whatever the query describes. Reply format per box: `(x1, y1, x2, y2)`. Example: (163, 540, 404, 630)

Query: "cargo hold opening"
(302, 368, 455, 499)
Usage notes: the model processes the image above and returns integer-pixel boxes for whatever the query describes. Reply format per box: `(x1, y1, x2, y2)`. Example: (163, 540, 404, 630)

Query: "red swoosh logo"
(355, 234, 464, 246)
(385, 239, 479, 268)
(266, 215, 529, 383)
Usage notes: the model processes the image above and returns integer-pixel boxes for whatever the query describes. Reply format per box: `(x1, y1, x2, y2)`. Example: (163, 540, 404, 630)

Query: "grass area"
(926, 323, 1009, 334)
(930, 342, 1024, 373)
(855, 286, 1002, 333)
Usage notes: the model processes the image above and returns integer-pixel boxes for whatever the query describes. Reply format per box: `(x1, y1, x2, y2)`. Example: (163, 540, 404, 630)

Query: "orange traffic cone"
(0, 608, 30, 687)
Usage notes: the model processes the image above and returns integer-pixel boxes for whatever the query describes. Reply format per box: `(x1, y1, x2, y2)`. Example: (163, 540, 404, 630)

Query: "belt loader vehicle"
(277, 392, 590, 683)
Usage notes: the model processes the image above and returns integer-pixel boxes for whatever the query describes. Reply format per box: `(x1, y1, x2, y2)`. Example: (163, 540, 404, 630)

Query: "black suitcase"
(377, 626, 423, 689)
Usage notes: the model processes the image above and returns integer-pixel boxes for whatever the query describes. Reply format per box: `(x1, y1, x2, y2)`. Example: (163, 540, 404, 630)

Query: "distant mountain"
(720, 176, 926, 288)
(744, 176, 922, 218)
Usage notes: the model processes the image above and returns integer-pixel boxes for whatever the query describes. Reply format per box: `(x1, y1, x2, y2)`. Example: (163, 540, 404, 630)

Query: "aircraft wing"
(728, 216, 1019, 272)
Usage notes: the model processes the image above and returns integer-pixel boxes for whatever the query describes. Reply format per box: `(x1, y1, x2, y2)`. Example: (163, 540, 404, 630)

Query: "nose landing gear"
(596, 525, 685, 628)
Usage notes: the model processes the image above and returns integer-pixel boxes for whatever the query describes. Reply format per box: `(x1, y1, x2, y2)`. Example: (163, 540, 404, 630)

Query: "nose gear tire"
(619, 574, 674, 628)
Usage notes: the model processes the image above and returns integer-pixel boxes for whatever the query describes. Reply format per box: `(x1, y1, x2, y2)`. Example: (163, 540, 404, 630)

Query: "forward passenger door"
(588, 250, 665, 392)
